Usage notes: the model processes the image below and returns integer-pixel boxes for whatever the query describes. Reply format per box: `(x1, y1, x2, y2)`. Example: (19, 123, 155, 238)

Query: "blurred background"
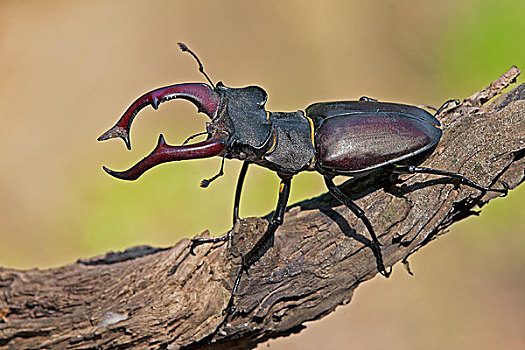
(0, 0, 523, 349)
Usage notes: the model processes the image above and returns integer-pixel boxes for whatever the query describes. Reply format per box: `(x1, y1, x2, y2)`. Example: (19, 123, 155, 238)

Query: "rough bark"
(1, 67, 524, 350)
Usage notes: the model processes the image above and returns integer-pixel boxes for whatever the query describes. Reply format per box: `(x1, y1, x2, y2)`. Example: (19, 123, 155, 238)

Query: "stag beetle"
(99, 43, 507, 314)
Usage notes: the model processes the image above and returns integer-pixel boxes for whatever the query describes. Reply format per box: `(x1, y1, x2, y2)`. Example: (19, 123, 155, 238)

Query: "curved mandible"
(98, 83, 219, 149)
(103, 132, 228, 181)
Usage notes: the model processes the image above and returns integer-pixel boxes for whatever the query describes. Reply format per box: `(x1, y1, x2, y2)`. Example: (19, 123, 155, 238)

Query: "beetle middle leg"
(224, 176, 292, 315)
(389, 165, 509, 196)
(191, 162, 250, 247)
(324, 176, 391, 277)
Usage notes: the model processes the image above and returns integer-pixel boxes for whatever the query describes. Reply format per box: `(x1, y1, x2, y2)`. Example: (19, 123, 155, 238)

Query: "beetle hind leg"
(435, 99, 460, 116)
(417, 99, 460, 116)
(324, 177, 391, 278)
(390, 165, 508, 196)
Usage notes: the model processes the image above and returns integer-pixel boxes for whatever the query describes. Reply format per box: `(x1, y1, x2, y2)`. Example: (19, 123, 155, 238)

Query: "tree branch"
(1, 67, 524, 350)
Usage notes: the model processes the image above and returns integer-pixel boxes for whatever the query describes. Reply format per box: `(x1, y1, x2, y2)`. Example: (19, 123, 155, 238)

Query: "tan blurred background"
(0, 0, 523, 349)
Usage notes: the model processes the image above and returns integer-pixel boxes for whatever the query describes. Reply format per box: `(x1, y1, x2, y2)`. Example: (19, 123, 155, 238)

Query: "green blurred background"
(0, 0, 523, 349)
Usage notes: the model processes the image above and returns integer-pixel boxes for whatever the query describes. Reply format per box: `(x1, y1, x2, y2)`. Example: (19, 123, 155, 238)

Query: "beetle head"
(213, 83, 272, 153)
(98, 44, 273, 182)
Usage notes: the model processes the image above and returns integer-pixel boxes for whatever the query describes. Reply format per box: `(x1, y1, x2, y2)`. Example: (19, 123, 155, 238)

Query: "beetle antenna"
(178, 42, 215, 89)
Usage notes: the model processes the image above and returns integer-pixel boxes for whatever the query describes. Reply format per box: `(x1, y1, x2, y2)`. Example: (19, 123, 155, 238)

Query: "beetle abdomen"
(314, 113, 442, 174)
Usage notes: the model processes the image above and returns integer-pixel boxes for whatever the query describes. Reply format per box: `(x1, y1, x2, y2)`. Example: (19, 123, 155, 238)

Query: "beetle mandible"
(98, 43, 508, 314)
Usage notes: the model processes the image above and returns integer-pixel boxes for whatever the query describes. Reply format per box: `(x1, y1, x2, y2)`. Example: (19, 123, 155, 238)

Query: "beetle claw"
(499, 181, 510, 197)
(380, 266, 392, 278)
(200, 170, 224, 188)
(101, 133, 228, 181)
(97, 83, 219, 150)
(97, 125, 131, 150)
(102, 165, 120, 178)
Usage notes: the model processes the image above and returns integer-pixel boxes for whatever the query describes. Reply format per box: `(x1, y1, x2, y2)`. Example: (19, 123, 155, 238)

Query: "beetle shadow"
(253, 170, 480, 276)
(318, 206, 369, 246)
(319, 206, 390, 273)
(384, 176, 464, 198)
(290, 170, 396, 261)
(295, 169, 396, 213)
(292, 170, 471, 248)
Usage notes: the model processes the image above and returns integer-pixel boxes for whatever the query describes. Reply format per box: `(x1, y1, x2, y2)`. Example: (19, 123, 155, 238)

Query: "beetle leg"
(418, 99, 460, 115)
(200, 154, 227, 188)
(190, 162, 250, 248)
(224, 177, 292, 316)
(434, 99, 460, 116)
(324, 177, 391, 278)
(391, 165, 509, 196)
(232, 162, 250, 225)
(182, 131, 208, 145)
(417, 104, 437, 112)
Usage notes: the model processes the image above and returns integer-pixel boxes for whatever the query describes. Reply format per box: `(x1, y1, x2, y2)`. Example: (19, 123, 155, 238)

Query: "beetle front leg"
(389, 165, 509, 196)
(324, 177, 391, 277)
(232, 162, 250, 226)
(191, 162, 250, 247)
(225, 176, 292, 315)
